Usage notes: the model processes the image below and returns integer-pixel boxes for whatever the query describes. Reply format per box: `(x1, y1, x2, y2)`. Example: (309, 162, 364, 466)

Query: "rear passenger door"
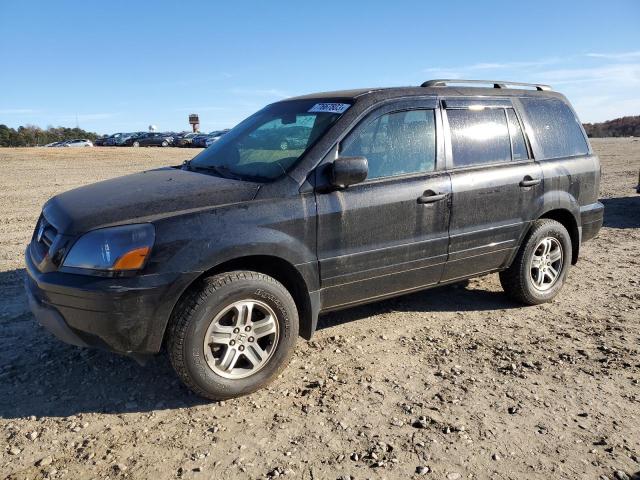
(441, 98, 543, 282)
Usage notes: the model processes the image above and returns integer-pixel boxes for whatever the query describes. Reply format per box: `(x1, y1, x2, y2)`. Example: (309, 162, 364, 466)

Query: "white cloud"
(421, 52, 640, 122)
(424, 57, 562, 75)
(0, 108, 39, 115)
(586, 51, 640, 60)
(537, 63, 640, 86)
(229, 88, 290, 98)
(175, 106, 229, 112)
(59, 112, 118, 122)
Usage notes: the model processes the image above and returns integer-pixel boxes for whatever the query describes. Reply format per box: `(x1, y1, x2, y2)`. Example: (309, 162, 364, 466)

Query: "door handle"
(519, 176, 541, 187)
(417, 192, 447, 204)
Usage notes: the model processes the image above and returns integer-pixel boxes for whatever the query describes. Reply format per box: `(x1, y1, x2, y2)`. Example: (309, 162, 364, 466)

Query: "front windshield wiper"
(185, 161, 270, 183)
(190, 164, 246, 181)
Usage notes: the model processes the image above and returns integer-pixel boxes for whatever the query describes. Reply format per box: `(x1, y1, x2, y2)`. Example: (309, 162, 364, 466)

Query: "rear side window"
(520, 97, 589, 159)
(447, 108, 511, 167)
(341, 109, 436, 179)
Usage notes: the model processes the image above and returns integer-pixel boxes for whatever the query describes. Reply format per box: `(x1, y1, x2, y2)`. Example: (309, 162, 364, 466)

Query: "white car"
(62, 139, 93, 147)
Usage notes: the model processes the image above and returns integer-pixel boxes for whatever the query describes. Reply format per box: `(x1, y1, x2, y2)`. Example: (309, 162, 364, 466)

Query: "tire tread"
(500, 219, 570, 305)
(167, 270, 295, 400)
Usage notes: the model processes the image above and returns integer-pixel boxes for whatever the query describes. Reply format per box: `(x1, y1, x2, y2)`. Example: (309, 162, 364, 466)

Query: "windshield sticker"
(308, 103, 351, 114)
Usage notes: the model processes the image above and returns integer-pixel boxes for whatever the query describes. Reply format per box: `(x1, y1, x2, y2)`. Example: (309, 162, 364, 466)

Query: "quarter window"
(341, 109, 436, 179)
(520, 97, 589, 159)
(447, 108, 511, 167)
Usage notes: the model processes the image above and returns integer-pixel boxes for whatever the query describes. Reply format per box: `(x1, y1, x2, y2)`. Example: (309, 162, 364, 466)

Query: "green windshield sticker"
(308, 103, 351, 114)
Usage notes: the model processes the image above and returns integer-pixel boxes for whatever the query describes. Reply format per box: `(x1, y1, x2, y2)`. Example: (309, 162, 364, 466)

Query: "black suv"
(25, 79, 604, 399)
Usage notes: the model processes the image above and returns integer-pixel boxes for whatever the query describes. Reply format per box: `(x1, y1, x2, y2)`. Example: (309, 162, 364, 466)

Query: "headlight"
(63, 224, 155, 272)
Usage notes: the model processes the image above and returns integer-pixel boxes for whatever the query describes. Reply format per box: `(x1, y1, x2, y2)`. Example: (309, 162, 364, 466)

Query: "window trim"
(336, 105, 441, 183)
(441, 98, 536, 171)
(505, 107, 532, 162)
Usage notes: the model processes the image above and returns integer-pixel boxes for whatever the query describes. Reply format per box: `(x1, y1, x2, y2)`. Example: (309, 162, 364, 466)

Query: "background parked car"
(94, 136, 109, 146)
(132, 132, 174, 147)
(190, 133, 211, 148)
(174, 132, 199, 147)
(104, 133, 126, 146)
(204, 129, 230, 147)
(242, 125, 311, 151)
(191, 130, 228, 148)
(118, 132, 147, 146)
(62, 139, 93, 147)
(97, 134, 118, 146)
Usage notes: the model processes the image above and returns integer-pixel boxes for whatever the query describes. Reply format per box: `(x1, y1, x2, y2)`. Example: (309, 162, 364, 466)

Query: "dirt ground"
(1, 140, 639, 480)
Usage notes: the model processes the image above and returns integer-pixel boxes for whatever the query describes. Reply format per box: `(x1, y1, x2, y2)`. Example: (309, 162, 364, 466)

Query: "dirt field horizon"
(1, 140, 639, 479)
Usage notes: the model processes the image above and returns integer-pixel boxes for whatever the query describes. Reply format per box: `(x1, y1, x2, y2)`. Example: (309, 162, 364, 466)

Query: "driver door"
(315, 100, 451, 309)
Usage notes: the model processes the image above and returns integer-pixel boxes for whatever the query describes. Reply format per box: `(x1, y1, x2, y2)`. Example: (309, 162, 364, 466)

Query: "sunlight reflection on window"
(460, 121, 508, 141)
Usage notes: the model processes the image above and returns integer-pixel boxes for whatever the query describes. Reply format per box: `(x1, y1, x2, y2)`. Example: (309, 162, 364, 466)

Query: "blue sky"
(1, 0, 639, 133)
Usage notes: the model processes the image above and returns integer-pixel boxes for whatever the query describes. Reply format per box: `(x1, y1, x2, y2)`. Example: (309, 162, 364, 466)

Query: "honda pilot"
(25, 79, 604, 399)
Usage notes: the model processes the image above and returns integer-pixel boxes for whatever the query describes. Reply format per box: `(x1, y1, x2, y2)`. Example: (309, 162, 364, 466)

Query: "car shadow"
(317, 280, 520, 331)
(601, 195, 640, 229)
(0, 270, 516, 419)
(0, 269, 206, 419)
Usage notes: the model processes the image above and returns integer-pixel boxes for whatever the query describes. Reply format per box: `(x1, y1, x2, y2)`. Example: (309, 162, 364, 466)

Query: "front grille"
(32, 214, 59, 262)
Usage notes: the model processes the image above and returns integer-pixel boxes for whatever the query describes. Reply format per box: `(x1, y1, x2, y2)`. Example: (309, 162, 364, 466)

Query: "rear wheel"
(132, 141, 140, 147)
(161, 140, 169, 147)
(168, 271, 298, 400)
(500, 219, 572, 305)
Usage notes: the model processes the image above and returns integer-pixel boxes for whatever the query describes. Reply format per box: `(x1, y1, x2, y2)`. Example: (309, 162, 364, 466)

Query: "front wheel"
(500, 219, 572, 305)
(132, 141, 140, 147)
(168, 271, 299, 400)
(161, 140, 169, 147)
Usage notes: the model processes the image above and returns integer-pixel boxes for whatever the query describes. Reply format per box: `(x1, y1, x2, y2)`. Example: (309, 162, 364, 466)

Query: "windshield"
(188, 99, 351, 181)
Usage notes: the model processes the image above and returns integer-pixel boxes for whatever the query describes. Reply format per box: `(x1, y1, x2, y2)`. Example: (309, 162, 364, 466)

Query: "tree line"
(583, 115, 640, 138)
(0, 124, 100, 147)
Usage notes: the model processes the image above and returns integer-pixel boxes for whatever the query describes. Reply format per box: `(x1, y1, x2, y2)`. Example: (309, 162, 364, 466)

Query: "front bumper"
(25, 246, 199, 355)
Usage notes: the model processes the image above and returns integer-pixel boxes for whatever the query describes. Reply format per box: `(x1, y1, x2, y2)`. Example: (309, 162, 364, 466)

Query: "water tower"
(189, 114, 200, 133)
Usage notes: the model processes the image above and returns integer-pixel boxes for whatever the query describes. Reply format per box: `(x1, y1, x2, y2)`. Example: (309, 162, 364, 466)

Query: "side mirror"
(331, 156, 368, 188)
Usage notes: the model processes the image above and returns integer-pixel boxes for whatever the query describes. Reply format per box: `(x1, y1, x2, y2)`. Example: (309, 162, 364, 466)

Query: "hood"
(43, 167, 261, 234)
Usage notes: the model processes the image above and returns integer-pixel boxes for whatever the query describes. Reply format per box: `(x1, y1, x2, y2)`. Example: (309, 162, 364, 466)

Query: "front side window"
(520, 97, 589, 159)
(190, 100, 350, 181)
(447, 108, 511, 167)
(341, 109, 436, 179)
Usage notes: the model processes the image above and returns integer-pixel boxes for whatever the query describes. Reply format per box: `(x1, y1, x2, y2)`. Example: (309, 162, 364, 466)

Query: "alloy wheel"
(530, 237, 563, 291)
(203, 300, 279, 379)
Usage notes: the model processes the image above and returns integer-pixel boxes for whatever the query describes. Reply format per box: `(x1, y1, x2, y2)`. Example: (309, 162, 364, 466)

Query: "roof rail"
(421, 79, 552, 91)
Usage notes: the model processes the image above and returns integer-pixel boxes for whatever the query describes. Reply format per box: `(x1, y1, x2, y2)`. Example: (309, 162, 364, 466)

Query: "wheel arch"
(163, 254, 317, 349)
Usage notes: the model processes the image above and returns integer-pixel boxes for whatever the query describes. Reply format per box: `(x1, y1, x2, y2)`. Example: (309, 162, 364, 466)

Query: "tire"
(161, 140, 168, 147)
(132, 141, 140, 147)
(499, 219, 572, 305)
(168, 271, 299, 400)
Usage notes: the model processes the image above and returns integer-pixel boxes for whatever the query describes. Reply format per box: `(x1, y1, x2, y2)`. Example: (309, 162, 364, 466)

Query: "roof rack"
(421, 79, 552, 91)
